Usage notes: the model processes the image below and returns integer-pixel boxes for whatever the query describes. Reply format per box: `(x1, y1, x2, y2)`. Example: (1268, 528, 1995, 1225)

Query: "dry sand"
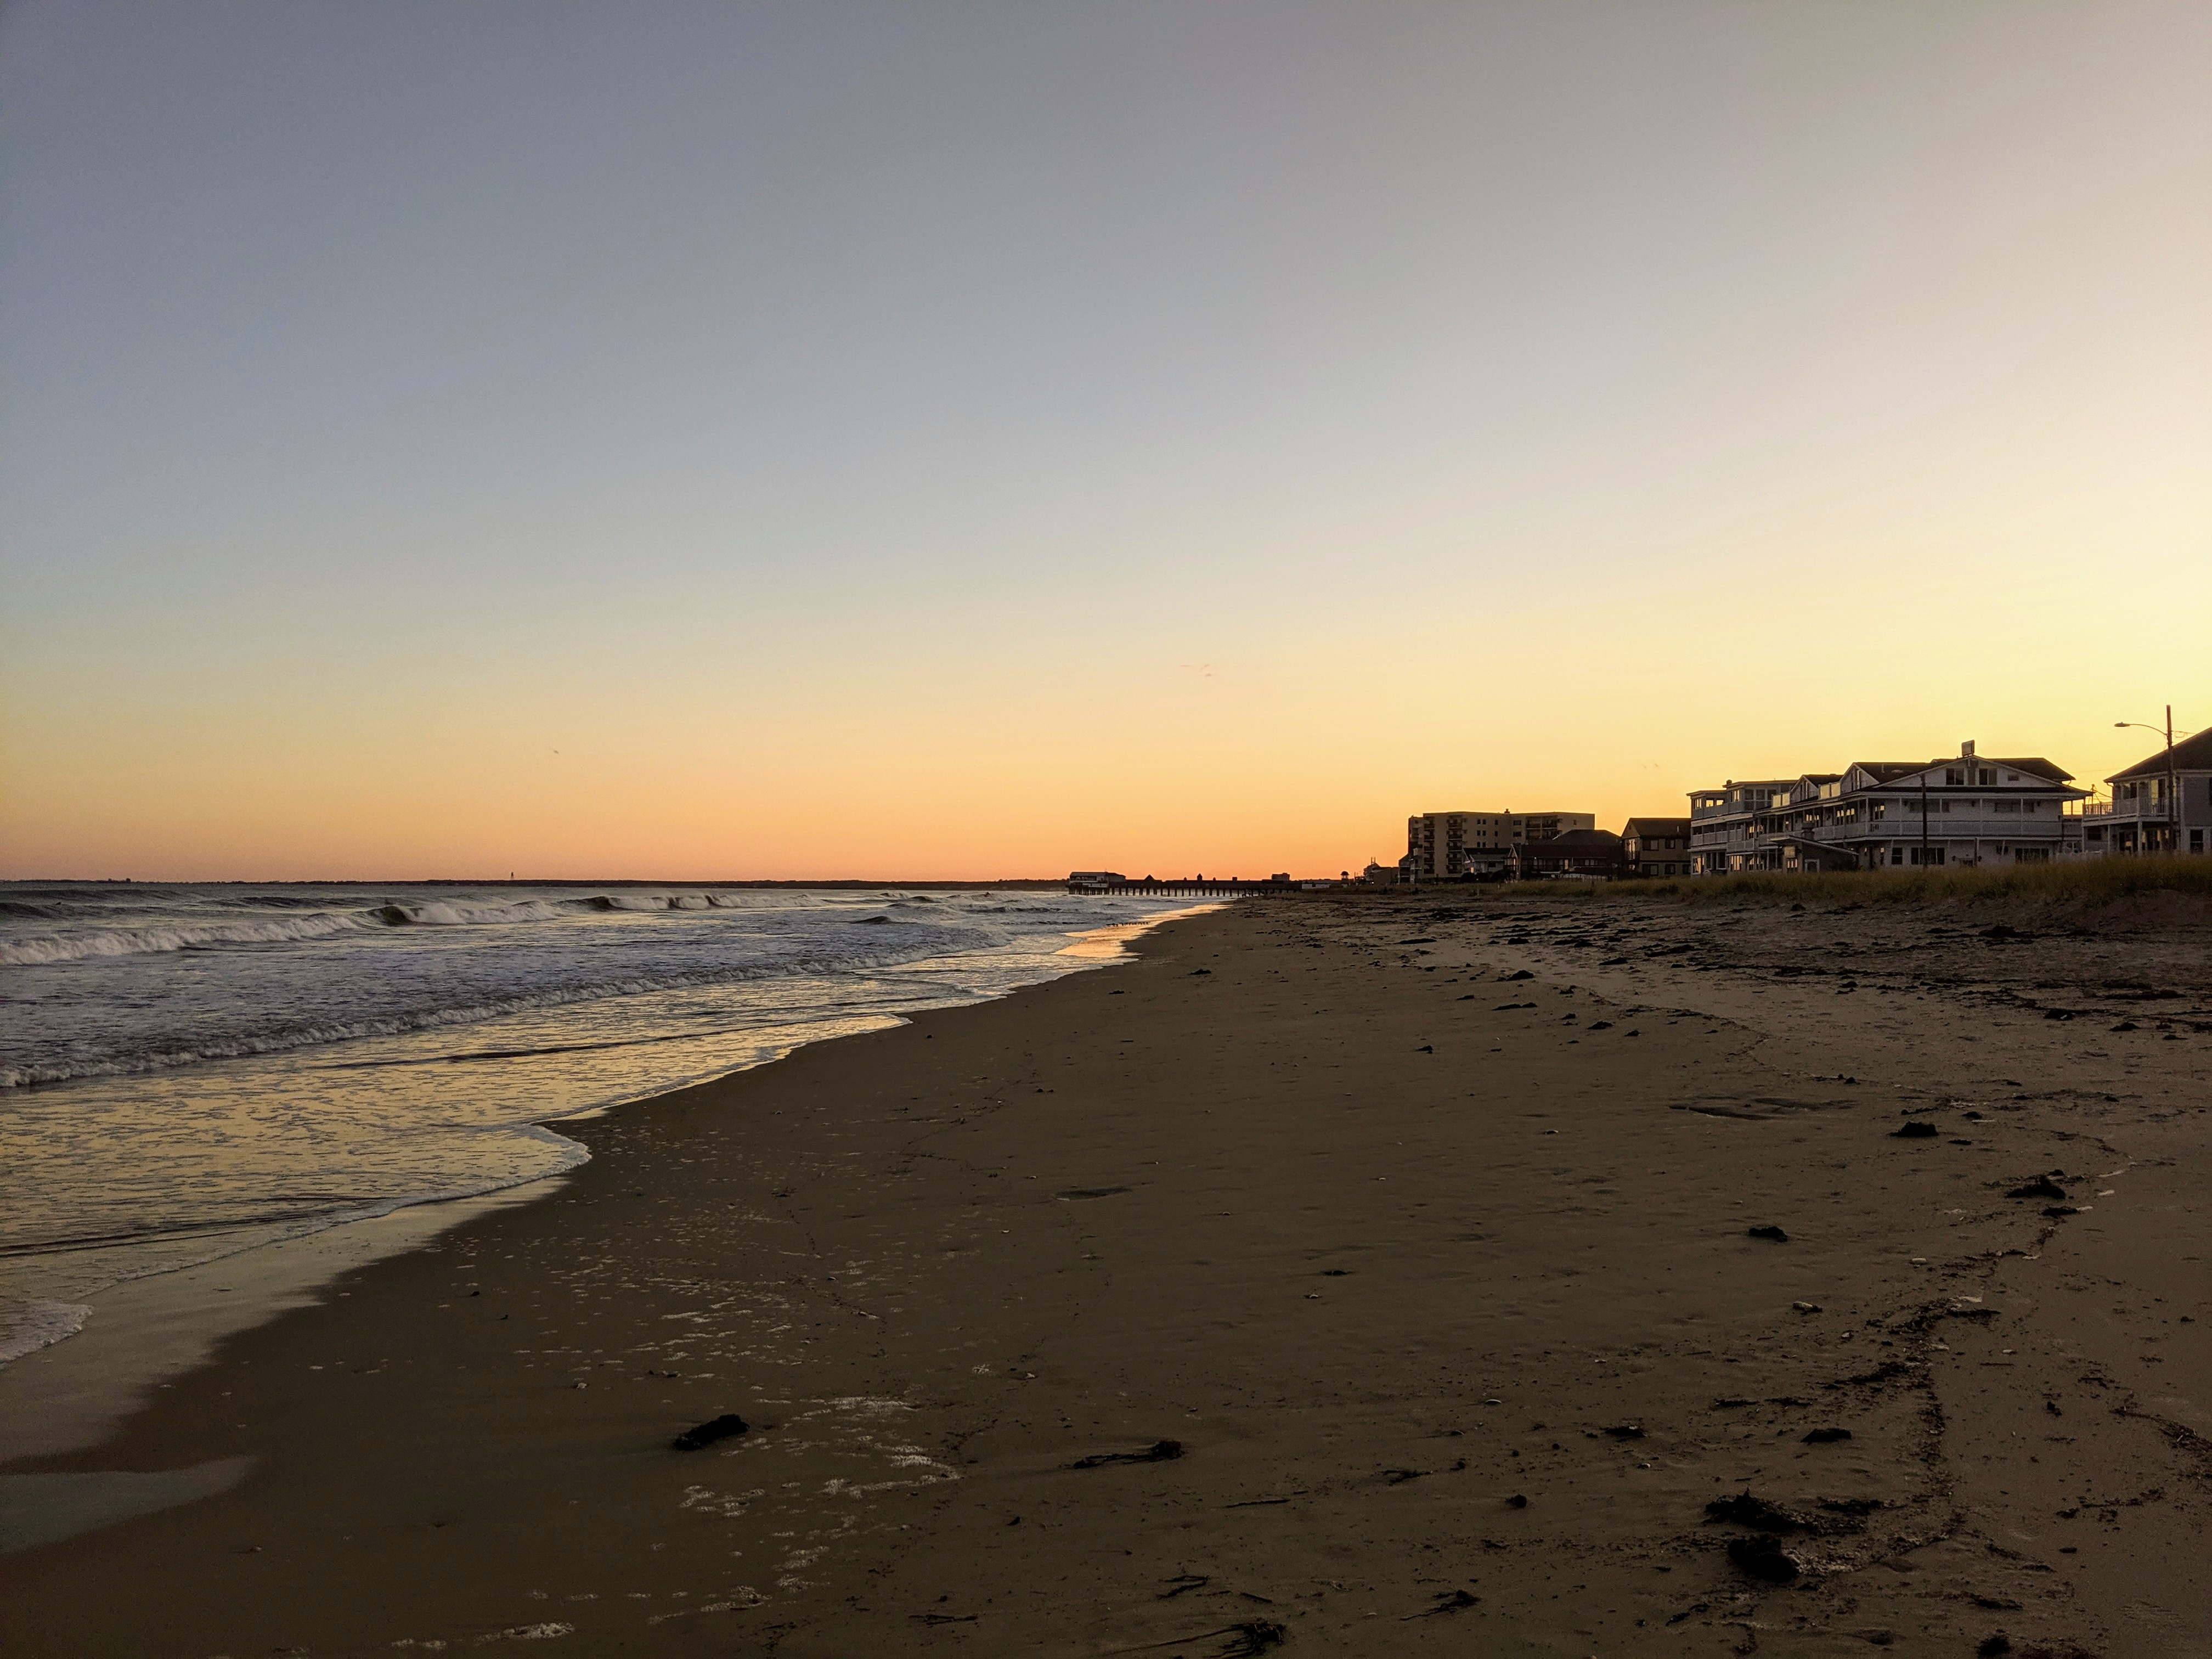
(2, 891, 2207, 1658)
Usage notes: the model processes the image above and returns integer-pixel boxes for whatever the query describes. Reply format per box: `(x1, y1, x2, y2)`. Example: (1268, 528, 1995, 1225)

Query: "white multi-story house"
(2080, 727, 2212, 857)
(1686, 780, 1796, 876)
(1687, 743, 2085, 872)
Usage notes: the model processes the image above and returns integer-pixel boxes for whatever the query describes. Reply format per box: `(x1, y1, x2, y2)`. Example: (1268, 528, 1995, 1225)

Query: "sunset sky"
(3, 1, 2208, 881)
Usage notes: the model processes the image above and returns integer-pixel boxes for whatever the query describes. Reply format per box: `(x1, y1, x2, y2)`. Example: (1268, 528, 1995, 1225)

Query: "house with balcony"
(2080, 727, 2212, 856)
(1687, 780, 1795, 876)
(1686, 743, 2085, 872)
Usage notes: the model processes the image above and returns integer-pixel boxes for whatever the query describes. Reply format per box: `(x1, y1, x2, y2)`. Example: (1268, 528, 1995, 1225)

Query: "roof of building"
(1528, 828, 1622, 847)
(1976, 757, 2072, 782)
(1622, 817, 1691, 836)
(1849, 756, 2073, 785)
(2109, 727, 2212, 781)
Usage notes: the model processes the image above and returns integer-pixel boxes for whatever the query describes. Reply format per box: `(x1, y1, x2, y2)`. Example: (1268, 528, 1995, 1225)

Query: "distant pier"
(1066, 877, 1313, 897)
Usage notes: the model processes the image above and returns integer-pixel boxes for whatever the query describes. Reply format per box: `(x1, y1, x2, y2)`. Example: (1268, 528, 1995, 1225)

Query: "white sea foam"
(0, 895, 585, 966)
(0, 911, 374, 966)
(0, 940, 984, 1088)
(0, 1301, 93, 1364)
(375, 898, 568, 927)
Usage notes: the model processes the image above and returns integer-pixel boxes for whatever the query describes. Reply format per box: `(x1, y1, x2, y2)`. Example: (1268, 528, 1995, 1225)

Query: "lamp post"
(2115, 707, 2178, 855)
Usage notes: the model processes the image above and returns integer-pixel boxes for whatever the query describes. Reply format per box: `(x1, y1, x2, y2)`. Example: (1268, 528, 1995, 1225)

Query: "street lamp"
(2115, 707, 2190, 855)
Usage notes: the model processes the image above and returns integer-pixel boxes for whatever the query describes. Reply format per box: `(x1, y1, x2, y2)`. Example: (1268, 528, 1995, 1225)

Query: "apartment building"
(1688, 744, 2083, 872)
(1621, 816, 1692, 878)
(2081, 727, 2212, 856)
(1403, 809, 1598, 879)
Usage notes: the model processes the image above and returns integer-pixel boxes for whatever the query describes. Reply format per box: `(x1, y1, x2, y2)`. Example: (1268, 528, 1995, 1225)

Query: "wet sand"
(3, 893, 2207, 1657)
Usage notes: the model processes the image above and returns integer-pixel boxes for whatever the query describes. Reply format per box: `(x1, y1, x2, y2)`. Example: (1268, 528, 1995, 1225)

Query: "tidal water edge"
(0, 882, 1190, 1362)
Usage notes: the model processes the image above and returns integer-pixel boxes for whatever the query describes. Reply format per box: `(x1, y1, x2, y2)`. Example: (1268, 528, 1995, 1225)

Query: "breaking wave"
(0, 911, 376, 966)
(0, 894, 742, 966)
(370, 899, 567, 928)
(584, 893, 751, 912)
(0, 939, 985, 1090)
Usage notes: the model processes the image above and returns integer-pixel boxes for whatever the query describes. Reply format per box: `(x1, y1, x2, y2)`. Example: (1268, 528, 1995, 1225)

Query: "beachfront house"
(1686, 743, 2084, 872)
(1459, 844, 1515, 880)
(1403, 809, 1598, 879)
(1620, 816, 1692, 878)
(1686, 781, 1796, 876)
(1506, 828, 1627, 881)
(2080, 727, 2212, 857)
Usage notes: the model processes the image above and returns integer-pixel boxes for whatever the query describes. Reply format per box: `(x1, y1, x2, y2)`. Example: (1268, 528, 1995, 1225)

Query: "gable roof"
(1622, 817, 1691, 836)
(1849, 756, 2073, 785)
(1978, 757, 2074, 782)
(2110, 727, 2212, 781)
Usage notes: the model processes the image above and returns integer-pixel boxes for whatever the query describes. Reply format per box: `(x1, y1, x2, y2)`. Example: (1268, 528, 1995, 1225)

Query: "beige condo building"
(1403, 809, 1598, 879)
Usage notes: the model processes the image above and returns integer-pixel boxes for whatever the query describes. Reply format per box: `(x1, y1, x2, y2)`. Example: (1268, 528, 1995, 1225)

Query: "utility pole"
(2115, 706, 2181, 856)
(2165, 703, 2177, 856)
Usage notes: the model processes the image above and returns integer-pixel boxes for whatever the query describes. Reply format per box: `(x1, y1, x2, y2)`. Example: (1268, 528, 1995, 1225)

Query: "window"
(2015, 847, 2049, 864)
(1889, 847, 1904, 865)
(1993, 800, 2021, 813)
(1910, 845, 1946, 865)
(2087, 827, 2104, 843)
(1945, 769, 1965, 785)
(1976, 769, 1995, 785)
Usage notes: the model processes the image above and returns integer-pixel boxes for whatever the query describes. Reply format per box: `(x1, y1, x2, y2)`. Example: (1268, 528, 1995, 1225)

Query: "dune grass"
(1487, 857, 2212, 908)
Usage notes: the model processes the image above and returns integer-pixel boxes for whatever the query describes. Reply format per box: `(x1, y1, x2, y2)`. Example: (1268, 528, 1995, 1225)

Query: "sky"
(3, 1, 2208, 881)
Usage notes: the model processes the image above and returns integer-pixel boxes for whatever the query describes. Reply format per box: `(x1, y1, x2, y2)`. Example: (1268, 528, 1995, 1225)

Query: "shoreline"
(0, 905, 1206, 1387)
(3, 894, 2206, 1656)
(3, 877, 1079, 891)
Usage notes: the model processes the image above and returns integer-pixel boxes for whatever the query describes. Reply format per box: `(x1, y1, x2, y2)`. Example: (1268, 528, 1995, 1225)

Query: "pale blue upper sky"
(4, 2, 2208, 876)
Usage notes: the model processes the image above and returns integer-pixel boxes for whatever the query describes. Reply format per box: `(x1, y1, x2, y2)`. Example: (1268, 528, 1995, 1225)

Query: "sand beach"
(3, 890, 2208, 1658)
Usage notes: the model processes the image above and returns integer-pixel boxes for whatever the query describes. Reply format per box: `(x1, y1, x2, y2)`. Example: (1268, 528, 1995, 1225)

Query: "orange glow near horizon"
(7, 557, 2203, 882)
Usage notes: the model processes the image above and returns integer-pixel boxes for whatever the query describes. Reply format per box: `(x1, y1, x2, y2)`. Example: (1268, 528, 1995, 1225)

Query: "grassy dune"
(1494, 856, 2212, 908)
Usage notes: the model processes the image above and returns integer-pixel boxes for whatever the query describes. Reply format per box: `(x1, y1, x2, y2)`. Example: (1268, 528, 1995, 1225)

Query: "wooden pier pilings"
(1065, 879, 1308, 898)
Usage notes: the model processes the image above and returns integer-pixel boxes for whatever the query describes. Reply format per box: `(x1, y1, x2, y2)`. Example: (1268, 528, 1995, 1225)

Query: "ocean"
(0, 881, 1192, 1363)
